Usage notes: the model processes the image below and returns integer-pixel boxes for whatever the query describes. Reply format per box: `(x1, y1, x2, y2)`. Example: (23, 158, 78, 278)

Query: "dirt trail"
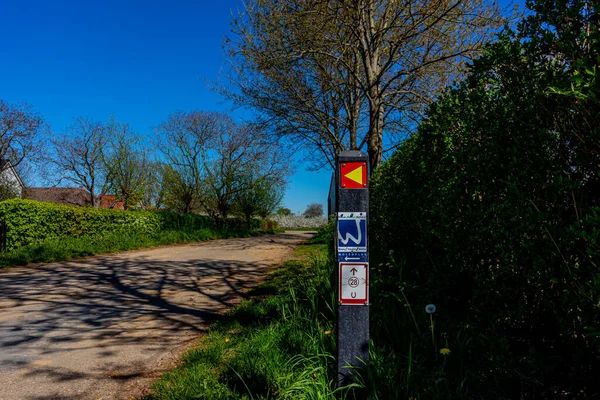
(0, 231, 313, 400)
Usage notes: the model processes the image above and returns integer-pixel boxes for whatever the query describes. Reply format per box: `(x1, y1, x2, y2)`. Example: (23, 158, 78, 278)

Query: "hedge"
(366, 24, 600, 398)
(0, 199, 260, 252)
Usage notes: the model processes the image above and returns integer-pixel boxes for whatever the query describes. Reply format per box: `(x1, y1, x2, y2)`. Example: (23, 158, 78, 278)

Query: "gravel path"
(0, 231, 313, 400)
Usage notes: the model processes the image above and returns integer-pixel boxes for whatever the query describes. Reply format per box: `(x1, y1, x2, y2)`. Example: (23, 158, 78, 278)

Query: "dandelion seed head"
(425, 304, 437, 313)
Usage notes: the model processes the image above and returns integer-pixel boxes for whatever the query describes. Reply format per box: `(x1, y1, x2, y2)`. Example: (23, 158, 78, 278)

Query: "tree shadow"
(0, 232, 309, 399)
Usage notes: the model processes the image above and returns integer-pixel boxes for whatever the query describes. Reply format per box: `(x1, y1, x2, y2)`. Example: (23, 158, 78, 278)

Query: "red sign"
(340, 162, 367, 189)
(339, 263, 368, 305)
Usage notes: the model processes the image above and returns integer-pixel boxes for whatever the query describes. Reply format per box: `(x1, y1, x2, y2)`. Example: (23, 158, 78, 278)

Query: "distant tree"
(276, 207, 292, 216)
(235, 175, 285, 226)
(44, 117, 108, 207)
(102, 119, 153, 210)
(303, 203, 324, 218)
(0, 99, 46, 169)
(159, 164, 198, 213)
(157, 111, 289, 222)
(138, 161, 165, 210)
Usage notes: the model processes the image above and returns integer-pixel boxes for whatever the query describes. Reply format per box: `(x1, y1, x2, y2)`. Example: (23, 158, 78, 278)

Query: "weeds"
(146, 230, 348, 400)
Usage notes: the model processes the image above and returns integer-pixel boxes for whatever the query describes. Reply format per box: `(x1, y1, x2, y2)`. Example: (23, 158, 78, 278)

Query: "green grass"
(0, 227, 275, 269)
(145, 229, 351, 400)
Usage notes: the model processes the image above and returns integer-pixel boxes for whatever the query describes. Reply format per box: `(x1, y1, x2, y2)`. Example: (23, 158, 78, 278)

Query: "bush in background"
(270, 214, 328, 229)
(302, 203, 324, 218)
(0, 199, 260, 252)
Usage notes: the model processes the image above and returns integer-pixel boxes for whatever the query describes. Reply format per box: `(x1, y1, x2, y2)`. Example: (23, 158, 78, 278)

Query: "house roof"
(24, 187, 92, 207)
(0, 159, 25, 189)
(97, 194, 125, 210)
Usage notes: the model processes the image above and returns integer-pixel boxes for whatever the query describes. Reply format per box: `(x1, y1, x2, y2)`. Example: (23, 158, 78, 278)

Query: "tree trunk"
(367, 96, 384, 171)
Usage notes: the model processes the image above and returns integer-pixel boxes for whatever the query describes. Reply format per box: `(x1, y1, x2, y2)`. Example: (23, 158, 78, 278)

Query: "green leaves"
(368, 0, 600, 396)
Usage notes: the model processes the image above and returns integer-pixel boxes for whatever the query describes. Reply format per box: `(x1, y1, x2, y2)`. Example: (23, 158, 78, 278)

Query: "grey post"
(335, 150, 369, 387)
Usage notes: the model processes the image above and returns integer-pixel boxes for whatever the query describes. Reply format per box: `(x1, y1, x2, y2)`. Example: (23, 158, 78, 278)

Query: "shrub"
(0, 199, 261, 252)
(0, 199, 161, 251)
(367, 7, 600, 396)
(270, 214, 328, 229)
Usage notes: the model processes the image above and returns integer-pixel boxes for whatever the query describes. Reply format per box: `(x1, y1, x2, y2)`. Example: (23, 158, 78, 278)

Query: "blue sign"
(338, 212, 367, 262)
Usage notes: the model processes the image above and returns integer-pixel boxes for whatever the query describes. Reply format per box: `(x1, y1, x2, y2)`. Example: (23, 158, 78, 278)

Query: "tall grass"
(146, 229, 350, 400)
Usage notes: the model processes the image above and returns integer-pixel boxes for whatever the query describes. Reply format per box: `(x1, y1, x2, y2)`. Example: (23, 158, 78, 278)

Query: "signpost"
(335, 151, 369, 386)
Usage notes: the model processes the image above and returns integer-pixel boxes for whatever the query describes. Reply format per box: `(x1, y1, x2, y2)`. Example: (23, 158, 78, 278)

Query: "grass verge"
(145, 228, 348, 400)
(0, 227, 274, 269)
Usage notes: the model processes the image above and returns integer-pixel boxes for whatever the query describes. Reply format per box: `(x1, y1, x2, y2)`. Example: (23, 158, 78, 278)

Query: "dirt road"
(0, 231, 313, 400)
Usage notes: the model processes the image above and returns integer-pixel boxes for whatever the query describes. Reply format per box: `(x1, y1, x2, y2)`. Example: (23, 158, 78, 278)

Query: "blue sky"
(0, 0, 520, 215)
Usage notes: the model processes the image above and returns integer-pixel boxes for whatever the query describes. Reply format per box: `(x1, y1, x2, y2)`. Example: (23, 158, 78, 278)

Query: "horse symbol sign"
(337, 212, 367, 262)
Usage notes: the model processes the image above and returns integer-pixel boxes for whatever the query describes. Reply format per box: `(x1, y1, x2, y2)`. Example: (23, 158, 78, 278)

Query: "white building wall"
(0, 167, 23, 198)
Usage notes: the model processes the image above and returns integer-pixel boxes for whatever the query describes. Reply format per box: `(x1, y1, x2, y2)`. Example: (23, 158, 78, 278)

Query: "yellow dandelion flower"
(440, 348, 451, 356)
(325, 330, 332, 335)
(225, 338, 230, 343)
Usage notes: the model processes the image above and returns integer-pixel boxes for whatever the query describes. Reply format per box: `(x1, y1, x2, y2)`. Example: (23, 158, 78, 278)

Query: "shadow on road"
(0, 232, 307, 399)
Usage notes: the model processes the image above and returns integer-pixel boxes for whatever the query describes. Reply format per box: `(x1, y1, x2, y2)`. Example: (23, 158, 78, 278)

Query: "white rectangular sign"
(339, 263, 368, 305)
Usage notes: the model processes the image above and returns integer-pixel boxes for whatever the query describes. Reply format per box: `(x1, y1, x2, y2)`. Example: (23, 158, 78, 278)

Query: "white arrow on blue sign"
(337, 212, 367, 262)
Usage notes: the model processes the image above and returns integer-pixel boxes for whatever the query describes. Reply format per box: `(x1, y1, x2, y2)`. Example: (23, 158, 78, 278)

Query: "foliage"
(159, 164, 198, 213)
(0, 227, 254, 269)
(146, 229, 347, 399)
(367, 2, 600, 397)
(303, 203, 324, 218)
(0, 199, 260, 253)
(276, 207, 292, 216)
(0, 199, 160, 252)
(270, 215, 328, 229)
(103, 119, 154, 210)
(226, 0, 511, 169)
(156, 111, 289, 221)
(234, 175, 285, 226)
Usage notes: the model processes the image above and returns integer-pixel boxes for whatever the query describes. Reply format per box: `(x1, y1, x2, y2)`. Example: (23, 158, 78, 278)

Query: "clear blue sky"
(0, 0, 520, 215)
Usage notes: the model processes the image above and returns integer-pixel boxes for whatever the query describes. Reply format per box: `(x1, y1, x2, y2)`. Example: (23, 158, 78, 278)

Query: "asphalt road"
(0, 231, 312, 400)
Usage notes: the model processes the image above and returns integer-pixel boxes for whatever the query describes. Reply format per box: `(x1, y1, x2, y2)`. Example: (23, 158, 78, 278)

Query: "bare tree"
(139, 161, 166, 210)
(157, 111, 289, 221)
(45, 117, 108, 207)
(226, 1, 365, 169)
(103, 119, 153, 210)
(0, 99, 45, 170)
(227, 0, 512, 170)
(155, 110, 214, 213)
